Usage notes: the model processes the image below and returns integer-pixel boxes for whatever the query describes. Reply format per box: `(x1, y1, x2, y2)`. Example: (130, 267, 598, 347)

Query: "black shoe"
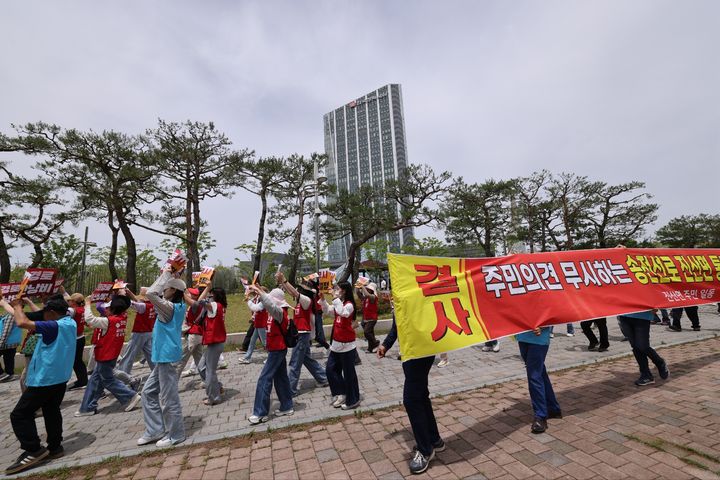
(47, 446, 64, 460)
(354, 358, 362, 366)
(409, 449, 434, 474)
(587, 343, 598, 351)
(67, 383, 86, 391)
(5, 448, 49, 474)
(598, 345, 609, 352)
(658, 362, 670, 380)
(531, 417, 547, 434)
(547, 410, 563, 419)
(620, 337, 629, 342)
(667, 326, 682, 332)
(635, 377, 655, 386)
(692, 326, 701, 332)
(413, 439, 446, 453)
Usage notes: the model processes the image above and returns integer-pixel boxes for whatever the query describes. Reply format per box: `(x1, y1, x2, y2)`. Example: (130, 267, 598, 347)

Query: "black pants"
(362, 320, 379, 351)
(10, 382, 67, 452)
(618, 316, 665, 379)
(0, 347, 16, 376)
(670, 307, 700, 330)
(71, 337, 88, 387)
(242, 324, 255, 350)
(403, 355, 440, 457)
(580, 318, 609, 348)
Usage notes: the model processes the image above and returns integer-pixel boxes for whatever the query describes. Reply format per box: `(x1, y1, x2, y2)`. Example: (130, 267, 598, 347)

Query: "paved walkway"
(2, 305, 720, 479)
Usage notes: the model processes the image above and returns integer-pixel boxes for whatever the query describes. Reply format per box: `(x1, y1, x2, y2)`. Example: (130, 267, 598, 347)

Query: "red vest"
(293, 302, 313, 332)
(203, 303, 227, 345)
(132, 302, 156, 333)
(251, 299, 268, 328)
(333, 301, 356, 343)
(362, 297, 378, 321)
(93, 313, 127, 362)
(73, 306, 85, 337)
(185, 305, 204, 335)
(266, 307, 289, 351)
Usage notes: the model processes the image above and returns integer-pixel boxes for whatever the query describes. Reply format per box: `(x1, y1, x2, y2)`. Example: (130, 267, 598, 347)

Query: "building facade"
(323, 83, 414, 264)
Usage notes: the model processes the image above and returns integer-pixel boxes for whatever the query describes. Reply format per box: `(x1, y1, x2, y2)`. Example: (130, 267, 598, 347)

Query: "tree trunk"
(253, 185, 268, 274)
(191, 193, 202, 272)
(28, 243, 43, 268)
(340, 240, 361, 284)
(115, 208, 137, 290)
(107, 210, 120, 281)
(0, 227, 11, 283)
(286, 199, 305, 285)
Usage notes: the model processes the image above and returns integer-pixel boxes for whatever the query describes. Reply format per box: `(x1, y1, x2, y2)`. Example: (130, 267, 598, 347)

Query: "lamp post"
(79, 226, 97, 293)
(313, 159, 327, 273)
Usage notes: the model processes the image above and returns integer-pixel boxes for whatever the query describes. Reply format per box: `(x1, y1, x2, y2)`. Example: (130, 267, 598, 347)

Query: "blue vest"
(152, 302, 186, 363)
(26, 316, 76, 387)
(0, 314, 22, 346)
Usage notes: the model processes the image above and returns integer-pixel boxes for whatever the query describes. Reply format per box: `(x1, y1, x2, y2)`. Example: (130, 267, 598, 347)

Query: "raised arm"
(83, 298, 109, 332)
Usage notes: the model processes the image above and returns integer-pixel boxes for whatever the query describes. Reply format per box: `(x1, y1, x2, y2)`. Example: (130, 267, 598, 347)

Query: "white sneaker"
(566, 333, 574, 337)
(132, 361, 143, 369)
(181, 369, 196, 377)
(125, 393, 141, 412)
(218, 355, 228, 369)
(437, 358, 449, 368)
(549, 333, 555, 338)
(156, 437, 183, 448)
(238, 357, 251, 365)
(341, 401, 360, 410)
(492, 343, 500, 352)
(480, 346, 492, 352)
(248, 415, 269, 425)
(274, 408, 295, 417)
(331, 395, 345, 408)
(74, 409, 97, 417)
(137, 435, 162, 446)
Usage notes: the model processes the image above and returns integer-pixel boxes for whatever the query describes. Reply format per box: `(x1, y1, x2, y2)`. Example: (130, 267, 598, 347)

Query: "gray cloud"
(2, 0, 718, 265)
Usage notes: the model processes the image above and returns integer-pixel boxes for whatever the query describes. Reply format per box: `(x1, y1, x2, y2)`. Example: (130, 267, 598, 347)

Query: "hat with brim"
(367, 283, 377, 293)
(165, 278, 187, 291)
(269, 288, 291, 308)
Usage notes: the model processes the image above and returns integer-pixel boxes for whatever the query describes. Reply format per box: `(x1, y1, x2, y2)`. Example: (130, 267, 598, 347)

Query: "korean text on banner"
(388, 248, 720, 361)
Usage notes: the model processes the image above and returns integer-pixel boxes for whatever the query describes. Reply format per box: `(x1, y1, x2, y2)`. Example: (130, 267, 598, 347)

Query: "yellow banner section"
(388, 253, 490, 361)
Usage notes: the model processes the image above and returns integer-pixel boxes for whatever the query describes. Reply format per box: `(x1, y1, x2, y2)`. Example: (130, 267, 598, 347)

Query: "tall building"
(323, 83, 413, 265)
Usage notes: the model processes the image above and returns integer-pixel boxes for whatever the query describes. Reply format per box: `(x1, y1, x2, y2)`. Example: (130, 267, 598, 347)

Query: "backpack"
(278, 317, 299, 348)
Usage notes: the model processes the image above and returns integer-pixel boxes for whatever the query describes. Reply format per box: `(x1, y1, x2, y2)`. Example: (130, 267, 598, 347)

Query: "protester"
(321, 281, 361, 410)
(0, 294, 21, 382)
(580, 317, 609, 352)
(618, 311, 669, 386)
(550, 323, 574, 337)
(481, 340, 500, 352)
(276, 272, 328, 396)
(239, 286, 269, 364)
(187, 283, 227, 406)
(437, 352, 449, 368)
(378, 315, 444, 475)
(177, 288, 204, 377)
(246, 285, 294, 424)
(116, 288, 156, 375)
(516, 326, 562, 434)
(137, 268, 187, 448)
(75, 295, 141, 416)
(668, 306, 701, 332)
(59, 291, 89, 391)
(357, 282, 380, 353)
(312, 285, 330, 350)
(18, 297, 44, 393)
(6, 295, 75, 474)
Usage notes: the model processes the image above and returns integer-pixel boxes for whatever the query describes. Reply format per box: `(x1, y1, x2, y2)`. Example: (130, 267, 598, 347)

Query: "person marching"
(75, 295, 141, 416)
(239, 286, 269, 364)
(276, 271, 328, 396)
(58, 288, 88, 391)
(116, 288, 157, 375)
(357, 282, 380, 353)
(186, 283, 227, 406)
(137, 268, 187, 448)
(246, 285, 294, 424)
(6, 295, 75, 474)
(0, 294, 22, 382)
(177, 287, 205, 377)
(321, 281, 361, 410)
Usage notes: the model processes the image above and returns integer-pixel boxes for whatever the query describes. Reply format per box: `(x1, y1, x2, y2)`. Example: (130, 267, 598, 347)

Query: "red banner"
(389, 248, 720, 360)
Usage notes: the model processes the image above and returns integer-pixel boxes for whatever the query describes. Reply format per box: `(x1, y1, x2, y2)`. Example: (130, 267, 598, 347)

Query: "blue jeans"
(314, 312, 329, 348)
(252, 349, 293, 417)
(288, 333, 327, 394)
(550, 324, 574, 334)
(403, 355, 440, 457)
(326, 349, 360, 405)
(618, 316, 665, 379)
(117, 332, 154, 373)
(244, 328, 267, 360)
(142, 362, 184, 443)
(518, 342, 561, 419)
(79, 359, 136, 413)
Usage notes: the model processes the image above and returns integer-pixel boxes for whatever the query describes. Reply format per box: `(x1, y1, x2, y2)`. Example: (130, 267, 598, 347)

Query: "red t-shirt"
(93, 313, 128, 362)
(202, 303, 227, 345)
(132, 302, 156, 333)
(265, 307, 289, 351)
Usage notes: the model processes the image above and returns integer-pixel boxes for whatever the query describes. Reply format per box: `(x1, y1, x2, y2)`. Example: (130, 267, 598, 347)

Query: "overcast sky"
(1, 0, 718, 266)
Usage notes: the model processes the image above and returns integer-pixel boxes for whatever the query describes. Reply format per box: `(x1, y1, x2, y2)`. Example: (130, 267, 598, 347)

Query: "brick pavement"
(2, 305, 720, 479)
